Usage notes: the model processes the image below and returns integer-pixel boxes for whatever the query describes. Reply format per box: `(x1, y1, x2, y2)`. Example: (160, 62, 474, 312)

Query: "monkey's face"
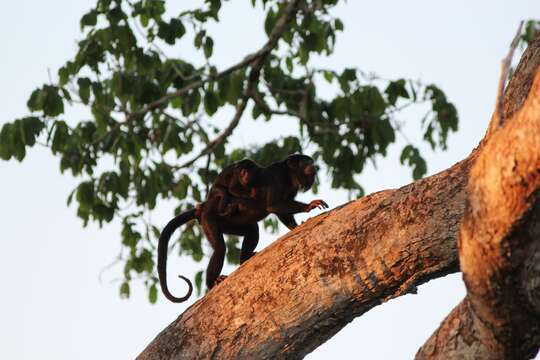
(287, 154, 317, 191)
(239, 168, 256, 187)
(298, 160, 316, 190)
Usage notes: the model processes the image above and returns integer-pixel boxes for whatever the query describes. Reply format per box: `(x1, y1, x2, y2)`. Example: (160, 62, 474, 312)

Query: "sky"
(1, 1, 538, 359)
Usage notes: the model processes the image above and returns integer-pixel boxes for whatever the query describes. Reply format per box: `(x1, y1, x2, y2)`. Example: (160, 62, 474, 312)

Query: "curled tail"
(157, 208, 197, 303)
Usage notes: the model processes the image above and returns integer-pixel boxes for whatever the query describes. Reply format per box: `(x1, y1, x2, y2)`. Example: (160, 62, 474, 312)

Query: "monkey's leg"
(277, 214, 298, 230)
(201, 215, 226, 289)
(239, 223, 259, 264)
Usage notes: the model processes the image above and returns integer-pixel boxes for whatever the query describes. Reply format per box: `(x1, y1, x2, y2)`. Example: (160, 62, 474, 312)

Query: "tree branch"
(178, 96, 249, 169)
(138, 154, 471, 359)
(125, 0, 301, 124)
(164, 0, 302, 169)
(138, 31, 540, 360)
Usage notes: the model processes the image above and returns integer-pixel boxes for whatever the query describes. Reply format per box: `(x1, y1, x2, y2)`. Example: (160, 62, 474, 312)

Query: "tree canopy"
(5, 0, 536, 304)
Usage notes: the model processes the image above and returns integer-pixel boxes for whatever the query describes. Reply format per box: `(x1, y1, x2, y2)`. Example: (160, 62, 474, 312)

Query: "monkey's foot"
(240, 251, 258, 264)
(214, 275, 228, 286)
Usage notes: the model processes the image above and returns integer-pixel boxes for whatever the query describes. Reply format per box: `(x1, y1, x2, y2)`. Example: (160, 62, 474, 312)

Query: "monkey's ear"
(286, 156, 299, 169)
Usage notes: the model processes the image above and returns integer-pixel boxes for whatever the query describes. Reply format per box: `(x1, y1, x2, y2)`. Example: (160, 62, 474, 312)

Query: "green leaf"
(385, 79, 409, 106)
(27, 88, 44, 112)
(80, 10, 98, 29)
(192, 185, 201, 202)
(323, 70, 334, 83)
(58, 66, 71, 86)
(363, 86, 386, 117)
(203, 36, 214, 58)
(226, 236, 240, 265)
(120, 282, 130, 299)
(121, 220, 141, 249)
(28, 86, 64, 116)
(44, 87, 64, 116)
(227, 71, 245, 104)
(60, 88, 72, 102)
(264, 8, 276, 36)
(412, 157, 427, 180)
(20, 117, 44, 146)
(173, 175, 191, 199)
(0, 123, 13, 160)
(11, 121, 26, 161)
(77, 181, 95, 206)
(263, 217, 279, 233)
(180, 225, 204, 262)
(334, 19, 344, 31)
(107, 6, 126, 26)
(285, 57, 293, 72)
(170, 97, 183, 109)
(148, 283, 158, 304)
(51, 121, 69, 153)
(194, 30, 206, 48)
(195, 270, 203, 295)
(77, 78, 92, 104)
(157, 18, 186, 45)
(204, 90, 218, 115)
(521, 20, 540, 46)
(400, 145, 427, 180)
(182, 89, 202, 115)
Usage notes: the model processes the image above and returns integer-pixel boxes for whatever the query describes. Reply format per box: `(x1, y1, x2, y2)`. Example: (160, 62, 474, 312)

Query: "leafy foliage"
(0, 0, 464, 302)
(521, 20, 540, 47)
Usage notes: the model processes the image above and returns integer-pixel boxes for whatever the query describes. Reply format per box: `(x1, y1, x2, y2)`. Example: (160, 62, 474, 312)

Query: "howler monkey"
(201, 158, 260, 218)
(157, 154, 328, 303)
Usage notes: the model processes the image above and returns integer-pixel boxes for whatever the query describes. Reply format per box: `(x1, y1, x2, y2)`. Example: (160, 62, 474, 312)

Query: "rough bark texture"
(417, 37, 540, 360)
(138, 160, 468, 359)
(138, 34, 540, 360)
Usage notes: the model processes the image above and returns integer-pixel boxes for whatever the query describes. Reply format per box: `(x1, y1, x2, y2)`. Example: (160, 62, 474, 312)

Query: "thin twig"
(249, 87, 301, 118)
(178, 96, 249, 169)
(495, 21, 523, 126)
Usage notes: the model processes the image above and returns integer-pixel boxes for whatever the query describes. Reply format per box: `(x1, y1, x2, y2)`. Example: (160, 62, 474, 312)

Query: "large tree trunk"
(416, 37, 540, 359)
(138, 37, 540, 360)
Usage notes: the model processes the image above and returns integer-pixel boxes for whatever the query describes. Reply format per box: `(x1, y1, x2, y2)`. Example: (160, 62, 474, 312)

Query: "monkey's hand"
(305, 199, 329, 212)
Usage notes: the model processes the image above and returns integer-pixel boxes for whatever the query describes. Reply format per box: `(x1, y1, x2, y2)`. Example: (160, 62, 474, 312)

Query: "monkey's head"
(286, 154, 317, 191)
(236, 159, 260, 187)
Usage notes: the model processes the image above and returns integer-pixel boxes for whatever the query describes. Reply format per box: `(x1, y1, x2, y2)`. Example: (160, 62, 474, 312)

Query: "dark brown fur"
(202, 159, 260, 218)
(158, 154, 328, 303)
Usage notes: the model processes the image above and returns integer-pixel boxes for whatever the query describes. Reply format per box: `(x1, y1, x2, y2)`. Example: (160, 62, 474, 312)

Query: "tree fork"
(417, 35, 540, 360)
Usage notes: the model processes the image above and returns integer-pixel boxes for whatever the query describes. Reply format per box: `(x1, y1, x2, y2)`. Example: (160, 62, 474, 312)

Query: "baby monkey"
(199, 159, 260, 220)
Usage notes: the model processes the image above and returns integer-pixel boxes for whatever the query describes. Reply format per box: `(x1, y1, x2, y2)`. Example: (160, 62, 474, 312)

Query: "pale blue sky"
(1, 1, 538, 359)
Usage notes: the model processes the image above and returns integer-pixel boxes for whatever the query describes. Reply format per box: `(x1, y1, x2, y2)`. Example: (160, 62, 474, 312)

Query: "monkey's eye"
(304, 164, 316, 175)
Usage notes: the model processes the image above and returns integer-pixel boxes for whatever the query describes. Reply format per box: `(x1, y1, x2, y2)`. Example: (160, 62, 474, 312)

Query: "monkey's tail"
(157, 208, 197, 303)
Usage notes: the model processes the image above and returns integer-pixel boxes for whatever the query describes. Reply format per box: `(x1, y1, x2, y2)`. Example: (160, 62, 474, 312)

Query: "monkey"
(201, 158, 260, 218)
(157, 154, 329, 303)
(157, 159, 261, 303)
(191, 159, 260, 287)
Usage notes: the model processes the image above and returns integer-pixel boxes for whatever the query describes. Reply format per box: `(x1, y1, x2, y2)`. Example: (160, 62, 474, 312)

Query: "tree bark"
(138, 37, 540, 360)
(416, 37, 540, 360)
